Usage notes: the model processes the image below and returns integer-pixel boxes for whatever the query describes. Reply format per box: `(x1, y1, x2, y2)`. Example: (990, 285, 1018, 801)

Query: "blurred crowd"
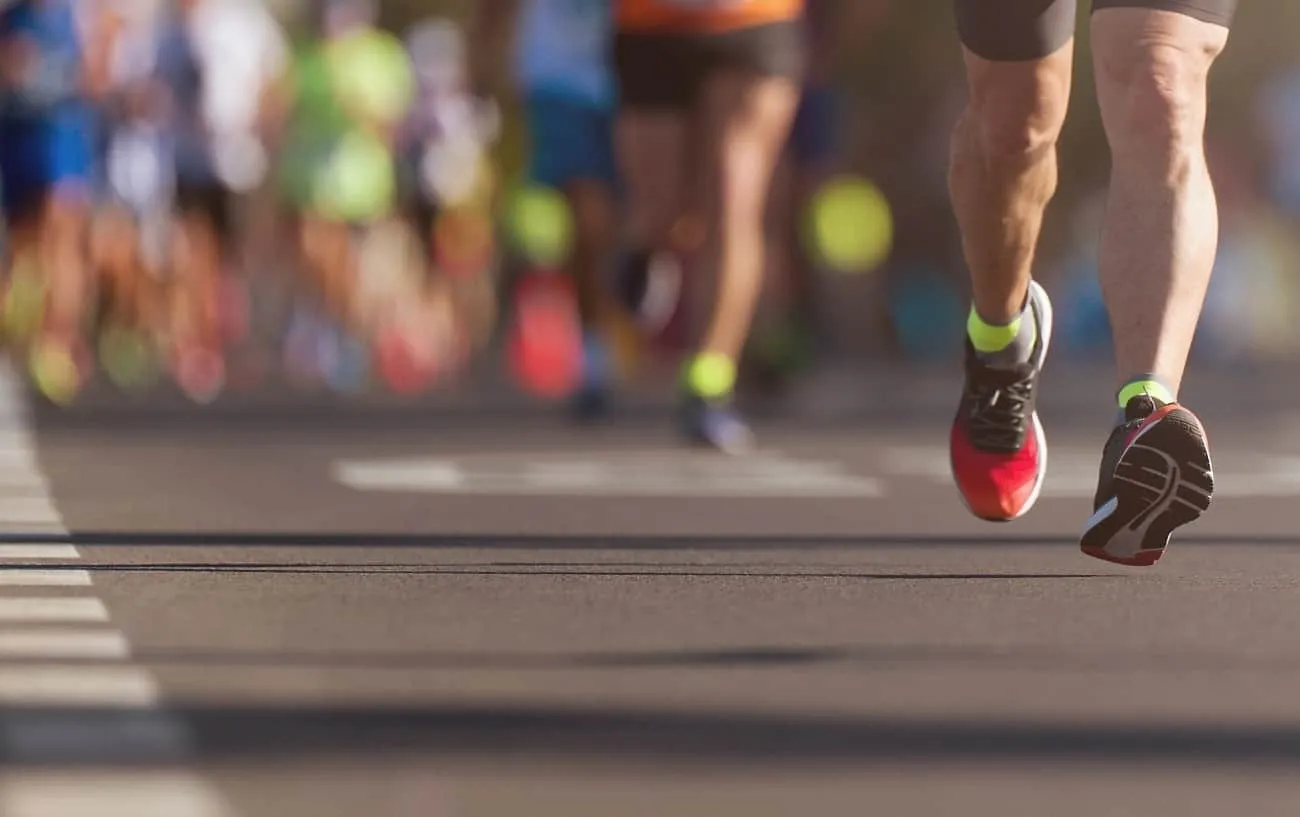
(0, 0, 1299, 407)
(0, 0, 501, 403)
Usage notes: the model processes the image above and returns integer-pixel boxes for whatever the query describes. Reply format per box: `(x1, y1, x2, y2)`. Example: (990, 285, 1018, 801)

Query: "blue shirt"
(514, 0, 613, 108)
(0, 0, 88, 126)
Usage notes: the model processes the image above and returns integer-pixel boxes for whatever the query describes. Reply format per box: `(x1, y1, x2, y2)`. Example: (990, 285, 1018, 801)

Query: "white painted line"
(0, 365, 235, 817)
(333, 460, 466, 490)
(0, 569, 91, 586)
(0, 598, 109, 622)
(3, 772, 232, 817)
(0, 630, 129, 659)
(335, 456, 885, 498)
(0, 449, 39, 470)
(0, 497, 61, 524)
(0, 666, 158, 706)
(0, 544, 79, 559)
(0, 523, 73, 536)
(0, 471, 49, 490)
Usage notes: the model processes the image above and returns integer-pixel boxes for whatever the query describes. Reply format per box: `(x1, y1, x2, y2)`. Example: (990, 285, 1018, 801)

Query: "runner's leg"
(1091, 4, 1231, 401)
(697, 69, 799, 367)
(946, 0, 1074, 521)
(950, 0, 1074, 328)
(1080, 0, 1235, 566)
(612, 30, 693, 329)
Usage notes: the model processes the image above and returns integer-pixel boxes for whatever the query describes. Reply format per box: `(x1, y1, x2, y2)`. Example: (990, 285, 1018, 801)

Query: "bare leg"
(949, 45, 1073, 325)
(616, 109, 688, 254)
(563, 178, 618, 330)
(1092, 9, 1228, 396)
(697, 71, 799, 361)
(40, 197, 91, 339)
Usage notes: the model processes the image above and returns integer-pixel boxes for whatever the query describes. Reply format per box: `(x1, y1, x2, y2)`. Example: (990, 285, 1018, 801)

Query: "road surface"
(3, 377, 1300, 816)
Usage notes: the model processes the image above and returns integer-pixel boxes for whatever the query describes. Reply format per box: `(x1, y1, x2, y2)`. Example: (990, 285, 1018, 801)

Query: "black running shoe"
(1080, 394, 1214, 566)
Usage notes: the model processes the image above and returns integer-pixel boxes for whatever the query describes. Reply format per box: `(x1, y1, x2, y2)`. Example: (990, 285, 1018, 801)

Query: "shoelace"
(966, 373, 1033, 451)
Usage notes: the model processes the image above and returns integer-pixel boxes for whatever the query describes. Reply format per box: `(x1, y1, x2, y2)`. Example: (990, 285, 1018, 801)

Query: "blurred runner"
(0, 0, 99, 394)
(89, 0, 172, 392)
(153, 0, 232, 400)
(613, 0, 805, 453)
(183, 0, 289, 387)
(946, 0, 1234, 565)
(472, 0, 621, 420)
(399, 19, 499, 379)
(277, 0, 422, 388)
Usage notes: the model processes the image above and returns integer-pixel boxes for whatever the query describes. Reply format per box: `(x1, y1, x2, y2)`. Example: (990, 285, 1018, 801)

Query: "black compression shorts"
(954, 0, 1237, 62)
(613, 21, 806, 111)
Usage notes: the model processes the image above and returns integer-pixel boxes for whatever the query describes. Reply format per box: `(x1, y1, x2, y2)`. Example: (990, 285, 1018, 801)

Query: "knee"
(1096, 41, 1218, 167)
(962, 63, 1070, 170)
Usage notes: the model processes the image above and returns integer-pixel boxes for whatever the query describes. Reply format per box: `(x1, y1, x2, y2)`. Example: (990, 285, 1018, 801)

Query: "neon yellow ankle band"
(684, 352, 736, 399)
(966, 305, 1021, 354)
(1117, 379, 1175, 408)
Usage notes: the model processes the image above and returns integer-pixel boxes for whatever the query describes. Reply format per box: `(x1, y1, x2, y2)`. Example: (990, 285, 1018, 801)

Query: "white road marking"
(0, 496, 62, 523)
(0, 569, 91, 586)
(3, 773, 231, 817)
(0, 544, 79, 559)
(334, 452, 884, 498)
(0, 597, 109, 622)
(0, 630, 130, 659)
(0, 666, 158, 706)
(0, 362, 233, 815)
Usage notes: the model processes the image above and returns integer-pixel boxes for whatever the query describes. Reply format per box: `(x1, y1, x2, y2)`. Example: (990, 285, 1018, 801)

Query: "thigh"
(699, 70, 800, 203)
(953, 0, 1079, 61)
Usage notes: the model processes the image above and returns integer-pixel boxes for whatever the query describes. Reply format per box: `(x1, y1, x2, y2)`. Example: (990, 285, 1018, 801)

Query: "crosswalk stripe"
(0, 545, 79, 560)
(2, 773, 232, 817)
(0, 630, 129, 659)
(0, 497, 61, 524)
(0, 598, 109, 622)
(0, 666, 157, 706)
(0, 569, 91, 587)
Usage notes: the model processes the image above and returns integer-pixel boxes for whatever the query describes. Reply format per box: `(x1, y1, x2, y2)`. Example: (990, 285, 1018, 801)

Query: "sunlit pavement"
(5, 370, 1300, 815)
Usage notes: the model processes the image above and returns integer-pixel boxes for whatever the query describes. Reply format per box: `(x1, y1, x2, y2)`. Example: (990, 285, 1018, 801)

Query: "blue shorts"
(526, 91, 618, 190)
(0, 119, 93, 220)
(789, 83, 840, 169)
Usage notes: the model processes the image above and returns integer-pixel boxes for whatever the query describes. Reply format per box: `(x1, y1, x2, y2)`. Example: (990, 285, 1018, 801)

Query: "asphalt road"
(5, 387, 1300, 816)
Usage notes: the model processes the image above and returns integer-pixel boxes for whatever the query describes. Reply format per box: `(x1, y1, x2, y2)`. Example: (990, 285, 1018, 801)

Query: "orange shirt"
(616, 0, 805, 33)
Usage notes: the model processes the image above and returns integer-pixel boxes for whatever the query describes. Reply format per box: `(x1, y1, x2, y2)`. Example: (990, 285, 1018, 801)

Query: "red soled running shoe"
(949, 281, 1053, 522)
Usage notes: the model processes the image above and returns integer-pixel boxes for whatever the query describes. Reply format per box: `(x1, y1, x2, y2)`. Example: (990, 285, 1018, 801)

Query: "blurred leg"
(565, 178, 618, 330)
(616, 110, 689, 256)
(697, 70, 799, 362)
(40, 193, 91, 339)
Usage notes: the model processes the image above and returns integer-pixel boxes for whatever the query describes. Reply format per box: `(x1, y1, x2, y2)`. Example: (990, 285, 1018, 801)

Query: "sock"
(1117, 375, 1175, 410)
(683, 352, 736, 400)
(967, 299, 1036, 367)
